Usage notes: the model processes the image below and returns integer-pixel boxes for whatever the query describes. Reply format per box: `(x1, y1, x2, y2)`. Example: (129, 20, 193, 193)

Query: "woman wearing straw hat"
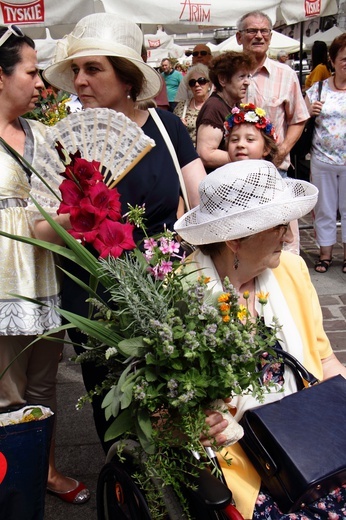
(40, 13, 206, 454)
(175, 159, 346, 520)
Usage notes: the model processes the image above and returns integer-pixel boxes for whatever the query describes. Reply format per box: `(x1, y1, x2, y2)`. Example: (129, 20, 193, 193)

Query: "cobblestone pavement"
(299, 212, 346, 366)
(44, 212, 346, 520)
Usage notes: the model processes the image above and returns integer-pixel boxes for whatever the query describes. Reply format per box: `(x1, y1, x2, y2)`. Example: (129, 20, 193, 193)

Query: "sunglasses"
(188, 77, 209, 88)
(192, 50, 210, 57)
(0, 24, 24, 48)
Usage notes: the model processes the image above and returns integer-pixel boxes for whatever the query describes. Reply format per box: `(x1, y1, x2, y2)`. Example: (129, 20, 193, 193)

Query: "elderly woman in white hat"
(175, 159, 346, 520)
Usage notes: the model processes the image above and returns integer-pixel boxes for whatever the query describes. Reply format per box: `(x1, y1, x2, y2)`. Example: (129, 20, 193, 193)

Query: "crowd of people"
(0, 9, 345, 520)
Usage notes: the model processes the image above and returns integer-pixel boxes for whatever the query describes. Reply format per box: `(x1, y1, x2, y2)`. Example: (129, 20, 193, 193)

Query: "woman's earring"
(127, 93, 131, 99)
(233, 253, 239, 270)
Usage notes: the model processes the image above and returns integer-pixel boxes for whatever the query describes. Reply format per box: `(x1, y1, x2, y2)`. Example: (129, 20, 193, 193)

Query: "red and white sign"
(304, 0, 321, 17)
(0, 0, 44, 24)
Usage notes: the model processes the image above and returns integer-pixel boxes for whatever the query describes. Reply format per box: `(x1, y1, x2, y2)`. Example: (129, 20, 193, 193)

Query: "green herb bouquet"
(0, 143, 281, 519)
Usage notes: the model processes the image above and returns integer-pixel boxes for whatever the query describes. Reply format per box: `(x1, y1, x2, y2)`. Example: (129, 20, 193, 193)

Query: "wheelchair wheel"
(98, 439, 188, 520)
(97, 460, 152, 520)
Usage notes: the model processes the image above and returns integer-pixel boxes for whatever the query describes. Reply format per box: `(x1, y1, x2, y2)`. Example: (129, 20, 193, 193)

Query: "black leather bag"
(239, 349, 346, 513)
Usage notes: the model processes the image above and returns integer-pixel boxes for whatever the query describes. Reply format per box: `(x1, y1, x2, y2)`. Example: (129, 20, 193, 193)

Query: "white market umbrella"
(304, 25, 343, 49)
(1, 0, 338, 38)
(215, 30, 302, 56)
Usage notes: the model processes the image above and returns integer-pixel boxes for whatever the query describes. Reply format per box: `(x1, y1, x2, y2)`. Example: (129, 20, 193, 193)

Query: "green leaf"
(135, 409, 155, 454)
(102, 386, 116, 409)
(57, 309, 123, 346)
(120, 381, 135, 409)
(117, 336, 147, 357)
(145, 367, 158, 382)
(104, 408, 134, 441)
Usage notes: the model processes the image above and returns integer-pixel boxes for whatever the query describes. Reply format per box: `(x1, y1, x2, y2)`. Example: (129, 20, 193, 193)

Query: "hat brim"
(43, 51, 162, 102)
(174, 178, 318, 245)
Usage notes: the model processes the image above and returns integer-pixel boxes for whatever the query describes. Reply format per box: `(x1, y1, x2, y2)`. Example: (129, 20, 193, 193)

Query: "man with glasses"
(175, 44, 213, 103)
(236, 11, 309, 178)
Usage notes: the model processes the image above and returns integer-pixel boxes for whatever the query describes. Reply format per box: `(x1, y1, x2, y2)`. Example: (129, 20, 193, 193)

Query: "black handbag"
(292, 80, 323, 160)
(239, 348, 346, 513)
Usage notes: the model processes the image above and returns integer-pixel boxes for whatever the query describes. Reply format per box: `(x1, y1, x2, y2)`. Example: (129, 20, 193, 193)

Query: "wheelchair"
(96, 439, 245, 520)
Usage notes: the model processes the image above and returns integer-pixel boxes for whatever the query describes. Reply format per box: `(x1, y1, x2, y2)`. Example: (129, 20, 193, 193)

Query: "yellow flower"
(243, 290, 250, 300)
(256, 291, 269, 305)
(198, 275, 211, 284)
(255, 107, 266, 118)
(237, 305, 248, 321)
(218, 293, 230, 303)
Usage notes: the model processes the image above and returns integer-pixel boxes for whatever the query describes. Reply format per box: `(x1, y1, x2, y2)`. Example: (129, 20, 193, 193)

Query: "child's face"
(227, 124, 269, 162)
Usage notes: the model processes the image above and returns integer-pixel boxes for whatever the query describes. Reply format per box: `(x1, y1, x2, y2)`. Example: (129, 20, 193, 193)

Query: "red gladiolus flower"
(84, 183, 122, 221)
(92, 220, 136, 259)
(58, 179, 83, 214)
(68, 206, 105, 243)
(62, 158, 103, 187)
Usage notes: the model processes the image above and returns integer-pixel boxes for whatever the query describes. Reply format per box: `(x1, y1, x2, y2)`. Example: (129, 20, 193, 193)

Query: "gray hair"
(277, 50, 288, 59)
(237, 11, 273, 31)
(184, 63, 210, 87)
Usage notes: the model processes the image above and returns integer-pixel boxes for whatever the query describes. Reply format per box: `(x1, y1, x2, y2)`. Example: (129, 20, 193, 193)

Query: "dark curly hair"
(208, 51, 254, 92)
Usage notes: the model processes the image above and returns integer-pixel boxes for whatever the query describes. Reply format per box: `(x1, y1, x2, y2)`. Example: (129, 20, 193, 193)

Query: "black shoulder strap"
(317, 80, 323, 101)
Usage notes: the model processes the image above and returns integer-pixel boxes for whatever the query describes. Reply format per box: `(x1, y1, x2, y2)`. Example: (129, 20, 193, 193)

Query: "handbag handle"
(270, 346, 320, 387)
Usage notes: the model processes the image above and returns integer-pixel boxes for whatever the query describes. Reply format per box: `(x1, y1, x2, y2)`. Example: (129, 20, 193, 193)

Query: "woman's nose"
(282, 225, 294, 244)
(74, 71, 86, 87)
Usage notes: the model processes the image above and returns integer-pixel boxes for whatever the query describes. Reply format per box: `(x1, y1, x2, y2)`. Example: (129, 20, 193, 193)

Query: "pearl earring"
(127, 93, 131, 100)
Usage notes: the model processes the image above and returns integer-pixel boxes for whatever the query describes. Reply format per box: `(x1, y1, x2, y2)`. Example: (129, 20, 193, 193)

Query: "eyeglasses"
(240, 28, 271, 36)
(0, 24, 24, 48)
(188, 77, 209, 87)
(192, 50, 210, 57)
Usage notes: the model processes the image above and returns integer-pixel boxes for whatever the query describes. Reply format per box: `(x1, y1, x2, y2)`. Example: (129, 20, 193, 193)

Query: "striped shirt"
(245, 57, 309, 170)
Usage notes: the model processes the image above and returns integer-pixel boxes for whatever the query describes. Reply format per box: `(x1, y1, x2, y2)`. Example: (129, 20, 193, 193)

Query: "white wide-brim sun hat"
(174, 160, 318, 245)
(43, 13, 162, 102)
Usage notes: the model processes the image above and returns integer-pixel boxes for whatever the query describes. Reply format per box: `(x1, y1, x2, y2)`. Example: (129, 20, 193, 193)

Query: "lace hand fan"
(36, 108, 156, 189)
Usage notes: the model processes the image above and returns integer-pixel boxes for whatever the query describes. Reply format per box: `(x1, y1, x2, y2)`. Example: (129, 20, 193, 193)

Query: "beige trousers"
(0, 333, 64, 413)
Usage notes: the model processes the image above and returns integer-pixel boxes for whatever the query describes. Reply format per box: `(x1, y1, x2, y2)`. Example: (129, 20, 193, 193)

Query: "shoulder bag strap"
(271, 346, 320, 386)
(148, 108, 190, 211)
(317, 80, 323, 101)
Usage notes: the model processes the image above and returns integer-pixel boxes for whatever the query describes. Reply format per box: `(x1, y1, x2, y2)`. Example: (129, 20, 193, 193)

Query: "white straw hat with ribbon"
(43, 13, 162, 101)
(174, 160, 318, 245)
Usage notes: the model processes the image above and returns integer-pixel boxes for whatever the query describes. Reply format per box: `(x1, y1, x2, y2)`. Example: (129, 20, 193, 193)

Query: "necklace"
(333, 76, 346, 91)
(192, 99, 204, 111)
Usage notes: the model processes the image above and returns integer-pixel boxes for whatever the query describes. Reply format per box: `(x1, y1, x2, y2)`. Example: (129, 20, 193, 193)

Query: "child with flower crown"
(224, 104, 300, 255)
(224, 103, 278, 164)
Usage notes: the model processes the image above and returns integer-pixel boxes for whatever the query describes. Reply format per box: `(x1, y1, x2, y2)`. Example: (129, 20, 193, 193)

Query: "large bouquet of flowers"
(0, 143, 281, 519)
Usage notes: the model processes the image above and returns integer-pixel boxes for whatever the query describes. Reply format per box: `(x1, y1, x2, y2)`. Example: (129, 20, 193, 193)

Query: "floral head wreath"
(224, 103, 277, 141)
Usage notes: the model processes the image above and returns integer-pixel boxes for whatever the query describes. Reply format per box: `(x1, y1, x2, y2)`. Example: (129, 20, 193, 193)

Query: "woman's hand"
(309, 100, 324, 117)
(200, 409, 229, 447)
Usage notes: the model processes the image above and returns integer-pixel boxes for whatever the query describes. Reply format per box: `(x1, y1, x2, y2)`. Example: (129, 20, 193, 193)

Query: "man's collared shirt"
(245, 57, 309, 170)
